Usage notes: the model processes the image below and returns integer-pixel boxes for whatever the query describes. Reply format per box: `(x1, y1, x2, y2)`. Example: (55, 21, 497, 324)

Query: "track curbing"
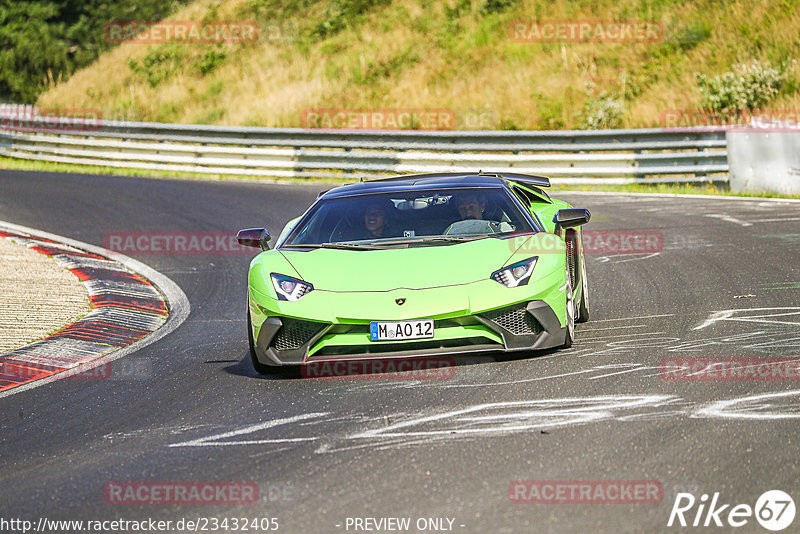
(0, 221, 190, 398)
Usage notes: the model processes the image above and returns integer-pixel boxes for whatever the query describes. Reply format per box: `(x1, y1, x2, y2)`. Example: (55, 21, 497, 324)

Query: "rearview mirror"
(553, 208, 591, 233)
(237, 228, 271, 251)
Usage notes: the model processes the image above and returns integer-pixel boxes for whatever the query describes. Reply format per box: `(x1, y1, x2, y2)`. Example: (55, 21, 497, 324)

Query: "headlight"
(491, 257, 537, 288)
(270, 273, 314, 301)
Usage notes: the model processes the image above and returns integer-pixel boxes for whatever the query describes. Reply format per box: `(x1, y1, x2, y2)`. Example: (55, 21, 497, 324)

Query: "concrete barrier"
(727, 121, 800, 195)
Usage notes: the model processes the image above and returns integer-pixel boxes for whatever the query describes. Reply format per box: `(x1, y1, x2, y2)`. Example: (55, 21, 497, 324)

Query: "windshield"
(282, 187, 535, 248)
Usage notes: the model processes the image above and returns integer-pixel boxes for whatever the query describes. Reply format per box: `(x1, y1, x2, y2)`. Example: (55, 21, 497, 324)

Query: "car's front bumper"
(250, 299, 566, 367)
(248, 267, 568, 367)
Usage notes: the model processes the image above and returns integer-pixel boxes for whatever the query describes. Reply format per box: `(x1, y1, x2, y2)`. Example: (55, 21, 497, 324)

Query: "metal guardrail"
(0, 108, 728, 183)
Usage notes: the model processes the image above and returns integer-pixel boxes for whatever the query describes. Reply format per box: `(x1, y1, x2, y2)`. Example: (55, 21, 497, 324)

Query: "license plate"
(370, 319, 434, 341)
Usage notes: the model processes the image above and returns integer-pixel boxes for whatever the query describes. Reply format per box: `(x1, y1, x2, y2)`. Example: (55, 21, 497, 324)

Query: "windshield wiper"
(285, 236, 488, 250)
(284, 243, 381, 250)
(376, 235, 488, 246)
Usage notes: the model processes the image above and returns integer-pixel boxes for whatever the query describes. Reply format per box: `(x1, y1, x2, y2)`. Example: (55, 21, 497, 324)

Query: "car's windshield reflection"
(282, 187, 535, 249)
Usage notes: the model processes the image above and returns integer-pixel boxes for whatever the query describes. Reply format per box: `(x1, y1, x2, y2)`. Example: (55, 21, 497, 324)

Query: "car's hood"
(279, 235, 543, 291)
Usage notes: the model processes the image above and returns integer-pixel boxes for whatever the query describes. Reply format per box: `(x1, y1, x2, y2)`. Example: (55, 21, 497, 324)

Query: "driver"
(363, 199, 394, 238)
(456, 193, 486, 220)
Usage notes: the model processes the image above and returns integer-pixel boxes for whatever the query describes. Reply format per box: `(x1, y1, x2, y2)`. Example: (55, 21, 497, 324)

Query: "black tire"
(566, 230, 588, 324)
(576, 254, 590, 323)
(577, 293, 589, 322)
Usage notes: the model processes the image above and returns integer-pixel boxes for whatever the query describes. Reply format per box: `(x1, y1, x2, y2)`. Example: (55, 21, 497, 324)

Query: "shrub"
(666, 22, 712, 52)
(480, 0, 517, 16)
(129, 46, 186, 88)
(312, 0, 390, 39)
(579, 95, 625, 129)
(197, 47, 227, 75)
(696, 60, 794, 113)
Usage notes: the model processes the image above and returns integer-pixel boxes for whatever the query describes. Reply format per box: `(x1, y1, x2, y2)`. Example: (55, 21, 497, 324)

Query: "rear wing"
(492, 172, 552, 203)
(487, 171, 551, 188)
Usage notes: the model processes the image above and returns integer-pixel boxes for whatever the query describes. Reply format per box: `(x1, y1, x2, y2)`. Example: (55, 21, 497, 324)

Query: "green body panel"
(248, 242, 569, 350)
(277, 237, 528, 291)
(251, 266, 565, 322)
(251, 233, 566, 294)
(532, 199, 572, 233)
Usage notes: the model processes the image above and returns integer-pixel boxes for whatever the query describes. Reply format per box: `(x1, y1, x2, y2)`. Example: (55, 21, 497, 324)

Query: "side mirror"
(237, 228, 271, 251)
(553, 208, 591, 233)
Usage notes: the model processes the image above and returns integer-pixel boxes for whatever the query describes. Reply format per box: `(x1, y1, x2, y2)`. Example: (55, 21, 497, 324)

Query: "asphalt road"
(1, 169, 800, 533)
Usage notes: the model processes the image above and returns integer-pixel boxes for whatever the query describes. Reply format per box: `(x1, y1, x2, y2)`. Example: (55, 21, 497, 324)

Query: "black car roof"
(318, 172, 550, 199)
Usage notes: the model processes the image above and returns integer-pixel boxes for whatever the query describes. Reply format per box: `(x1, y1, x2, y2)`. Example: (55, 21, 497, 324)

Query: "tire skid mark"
(0, 230, 168, 392)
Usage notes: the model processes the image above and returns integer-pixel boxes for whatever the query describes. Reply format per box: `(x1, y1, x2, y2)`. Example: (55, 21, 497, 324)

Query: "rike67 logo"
(668, 490, 795, 531)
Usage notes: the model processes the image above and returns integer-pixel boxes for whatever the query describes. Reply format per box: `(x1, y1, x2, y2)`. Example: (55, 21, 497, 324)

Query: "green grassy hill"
(36, 0, 800, 130)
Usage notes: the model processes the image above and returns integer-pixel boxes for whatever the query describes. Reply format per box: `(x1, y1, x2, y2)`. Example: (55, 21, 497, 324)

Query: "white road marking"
(747, 216, 800, 223)
(166, 386, 800, 455)
(579, 332, 665, 342)
(590, 313, 675, 322)
(595, 252, 660, 263)
(704, 213, 753, 226)
(588, 365, 660, 380)
(343, 395, 677, 442)
(694, 390, 800, 420)
(579, 324, 647, 332)
(169, 413, 329, 447)
(695, 307, 800, 330)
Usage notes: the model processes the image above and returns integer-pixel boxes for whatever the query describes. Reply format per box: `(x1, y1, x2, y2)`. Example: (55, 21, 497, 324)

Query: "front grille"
(272, 318, 327, 351)
(312, 317, 494, 357)
(312, 337, 492, 357)
(483, 304, 542, 335)
(324, 318, 473, 336)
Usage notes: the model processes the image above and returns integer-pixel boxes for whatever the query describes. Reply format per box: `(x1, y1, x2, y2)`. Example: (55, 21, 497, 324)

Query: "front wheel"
(576, 254, 589, 323)
(568, 230, 589, 323)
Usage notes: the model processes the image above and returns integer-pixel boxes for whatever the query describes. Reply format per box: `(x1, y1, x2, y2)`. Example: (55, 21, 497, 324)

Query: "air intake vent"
(483, 304, 542, 335)
(272, 318, 327, 351)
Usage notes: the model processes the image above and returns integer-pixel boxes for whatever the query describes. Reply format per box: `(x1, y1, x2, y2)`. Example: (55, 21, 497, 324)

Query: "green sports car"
(237, 172, 591, 374)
